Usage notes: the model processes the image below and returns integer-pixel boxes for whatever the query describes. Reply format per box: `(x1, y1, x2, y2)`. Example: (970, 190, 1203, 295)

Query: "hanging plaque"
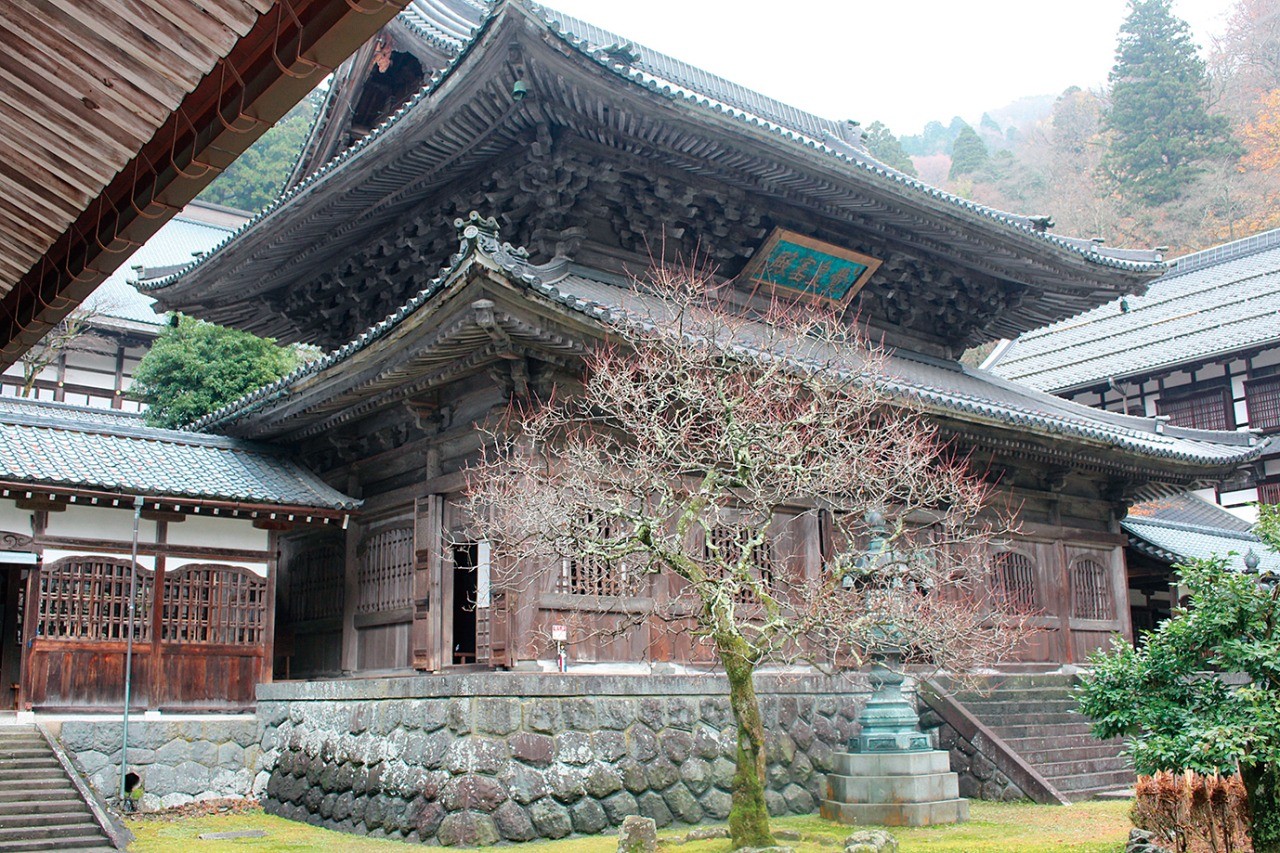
(741, 228, 882, 307)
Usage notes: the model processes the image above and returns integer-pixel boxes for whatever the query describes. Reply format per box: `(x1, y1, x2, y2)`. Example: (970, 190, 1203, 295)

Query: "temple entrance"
(0, 563, 26, 710)
(450, 542, 479, 664)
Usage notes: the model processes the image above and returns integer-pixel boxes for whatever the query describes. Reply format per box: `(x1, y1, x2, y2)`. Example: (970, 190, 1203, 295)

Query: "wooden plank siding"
(22, 556, 269, 710)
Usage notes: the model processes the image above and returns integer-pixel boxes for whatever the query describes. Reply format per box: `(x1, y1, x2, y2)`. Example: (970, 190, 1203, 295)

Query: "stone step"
(0, 772, 74, 786)
(984, 722, 1097, 740)
(0, 821, 103, 842)
(1003, 733, 1124, 753)
(1019, 743, 1130, 765)
(0, 747, 54, 760)
(973, 711, 1089, 728)
(1038, 755, 1135, 778)
(0, 811, 97, 830)
(0, 773, 74, 790)
(0, 737, 46, 749)
(0, 790, 80, 808)
(0, 771, 69, 787)
(0, 757, 63, 771)
(0, 788, 81, 809)
(1052, 769, 1136, 794)
(953, 699, 1081, 715)
(0, 835, 117, 852)
(942, 674, 1079, 691)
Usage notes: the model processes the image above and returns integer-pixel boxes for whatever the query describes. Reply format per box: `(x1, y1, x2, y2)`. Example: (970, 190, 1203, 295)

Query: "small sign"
(740, 228, 881, 307)
(551, 624, 568, 642)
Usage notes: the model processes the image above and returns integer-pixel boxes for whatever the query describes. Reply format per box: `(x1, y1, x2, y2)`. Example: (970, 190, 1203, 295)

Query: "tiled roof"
(142, 0, 1162, 310)
(0, 398, 357, 511)
(189, 221, 1264, 472)
(1123, 492, 1280, 573)
(988, 229, 1280, 392)
(86, 206, 244, 328)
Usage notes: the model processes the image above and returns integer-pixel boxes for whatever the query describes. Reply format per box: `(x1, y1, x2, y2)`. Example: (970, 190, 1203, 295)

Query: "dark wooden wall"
(23, 557, 271, 710)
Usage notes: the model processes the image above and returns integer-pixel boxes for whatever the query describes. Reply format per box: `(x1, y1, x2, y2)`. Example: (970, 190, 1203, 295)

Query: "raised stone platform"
(820, 750, 968, 827)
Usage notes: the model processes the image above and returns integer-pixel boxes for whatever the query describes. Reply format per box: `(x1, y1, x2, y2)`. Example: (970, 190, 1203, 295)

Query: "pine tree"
(1105, 0, 1236, 205)
(949, 124, 989, 179)
(862, 121, 918, 176)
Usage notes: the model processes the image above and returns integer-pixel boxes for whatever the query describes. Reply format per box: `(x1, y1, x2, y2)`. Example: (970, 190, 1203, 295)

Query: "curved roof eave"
(186, 220, 1263, 476)
(144, 0, 1163, 306)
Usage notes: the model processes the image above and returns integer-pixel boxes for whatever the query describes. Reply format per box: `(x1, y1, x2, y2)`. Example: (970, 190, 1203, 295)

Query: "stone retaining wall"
(49, 718, 266, 810)
(924, 716, 1028, 801)
(257, 673, 871, 844)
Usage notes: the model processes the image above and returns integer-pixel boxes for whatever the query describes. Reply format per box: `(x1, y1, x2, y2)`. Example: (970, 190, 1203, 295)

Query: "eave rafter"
(0, 0, 408, 368)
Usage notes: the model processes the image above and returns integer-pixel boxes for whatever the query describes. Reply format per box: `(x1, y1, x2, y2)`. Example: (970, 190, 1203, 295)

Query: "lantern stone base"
(819, 750, 969, 827)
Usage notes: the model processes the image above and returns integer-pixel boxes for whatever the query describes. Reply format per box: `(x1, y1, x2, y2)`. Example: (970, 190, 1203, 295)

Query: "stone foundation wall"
(49, 718, 266, 810)
(257, 673, 870, 844)
(917, 713, 1028, 802)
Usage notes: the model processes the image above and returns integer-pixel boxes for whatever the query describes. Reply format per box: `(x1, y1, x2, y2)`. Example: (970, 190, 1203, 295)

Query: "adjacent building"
(0, 201, 247, 412)
(988, 228, 1280, 521)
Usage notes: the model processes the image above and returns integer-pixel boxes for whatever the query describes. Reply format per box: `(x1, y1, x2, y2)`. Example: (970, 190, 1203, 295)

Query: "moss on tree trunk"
(1242, 762, 1280, 853)
(718, 633, 776, 850)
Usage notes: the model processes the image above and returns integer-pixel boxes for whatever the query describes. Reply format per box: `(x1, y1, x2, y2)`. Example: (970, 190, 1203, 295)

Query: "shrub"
(1133, 770, 1251, 853)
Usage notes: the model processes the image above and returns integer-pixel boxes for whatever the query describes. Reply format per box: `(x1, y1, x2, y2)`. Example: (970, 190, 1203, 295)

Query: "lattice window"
(285, 541, 344, 622)
(356, 527, 414, 614)
(161, 565, 267, 645)
(706, 525, 775, 605)
(1247, 376, 1280, 431)
(1159, 387, 1231, 430)
(559, 512, 626, 596)
(36, 557, 152, 641)
(1259, 480, 1280, 505)
(1071, 559, 1113, 620)
(990, 551, 1037, 611)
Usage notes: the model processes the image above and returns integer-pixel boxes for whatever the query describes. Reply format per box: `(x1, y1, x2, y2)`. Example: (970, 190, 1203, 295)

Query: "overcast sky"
(543, 0, 1230, 134)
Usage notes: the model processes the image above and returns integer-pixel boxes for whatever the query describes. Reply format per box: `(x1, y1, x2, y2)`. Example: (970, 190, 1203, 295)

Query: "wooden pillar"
(19, 510, 46, 710)
(262, 530, 279, 685)
(1055, 539, 1074, 664)
(412, 495, 443, 671)
(340, 519, 361, 673)
(112, 343, 126, 410)
(340, 471, 363, 673)
(149, 520, 167, 710)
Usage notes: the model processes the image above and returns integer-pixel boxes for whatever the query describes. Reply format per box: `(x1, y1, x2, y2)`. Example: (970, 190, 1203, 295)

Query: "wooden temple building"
(125, 0, 1266, 685)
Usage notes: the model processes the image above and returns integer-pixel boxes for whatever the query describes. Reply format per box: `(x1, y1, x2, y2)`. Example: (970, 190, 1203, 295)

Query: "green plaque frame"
(741, 229, 882, 307)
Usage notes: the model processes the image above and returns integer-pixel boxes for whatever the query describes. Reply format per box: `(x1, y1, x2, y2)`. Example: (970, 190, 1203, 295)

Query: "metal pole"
(119, 495, 143, 804)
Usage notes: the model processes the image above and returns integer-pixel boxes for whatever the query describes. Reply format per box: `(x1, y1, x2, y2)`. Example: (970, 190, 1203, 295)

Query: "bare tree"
(17, 303, 110, 398)
(466, 268, 1030, 848)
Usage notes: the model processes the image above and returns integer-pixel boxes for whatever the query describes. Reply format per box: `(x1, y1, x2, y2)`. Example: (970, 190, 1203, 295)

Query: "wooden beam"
(0, 0, 409, 368)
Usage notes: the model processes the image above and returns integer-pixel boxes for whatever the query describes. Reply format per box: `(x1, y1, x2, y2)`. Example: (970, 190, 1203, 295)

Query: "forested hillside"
(870, 0, 1280, 256)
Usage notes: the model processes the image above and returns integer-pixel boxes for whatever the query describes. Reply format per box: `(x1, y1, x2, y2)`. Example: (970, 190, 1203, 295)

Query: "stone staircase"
(0, 726, 119, 851)
(942, 673, 1133, 802)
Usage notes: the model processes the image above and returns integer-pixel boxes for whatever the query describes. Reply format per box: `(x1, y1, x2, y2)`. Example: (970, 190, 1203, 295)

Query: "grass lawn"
(126, 800, 1134, 853)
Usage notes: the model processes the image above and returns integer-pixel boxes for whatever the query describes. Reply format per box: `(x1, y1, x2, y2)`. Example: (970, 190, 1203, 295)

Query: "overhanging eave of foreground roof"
(0, 0, 410, 370)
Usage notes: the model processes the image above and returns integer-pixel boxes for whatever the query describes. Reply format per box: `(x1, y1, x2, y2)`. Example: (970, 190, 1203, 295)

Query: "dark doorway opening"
(451, 543, 477, 664)
(0, 564, 27, 710)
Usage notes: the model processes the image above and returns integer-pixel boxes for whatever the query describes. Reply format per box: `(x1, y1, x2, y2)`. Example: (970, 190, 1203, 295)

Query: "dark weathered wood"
(24, 555, 268, 709)
(411, 494, 442, 671)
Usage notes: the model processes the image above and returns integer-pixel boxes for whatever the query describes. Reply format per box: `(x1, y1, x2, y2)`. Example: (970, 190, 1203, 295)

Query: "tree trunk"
(717, 634, 776, 850)
(1241, 762, 1280, 853)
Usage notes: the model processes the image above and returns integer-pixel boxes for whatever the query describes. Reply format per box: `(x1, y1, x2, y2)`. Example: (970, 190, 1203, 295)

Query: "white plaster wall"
(165, 556, 268, 577)
(41, 547, 156, 572)
(43, 505, 158, 544)
(0, 501, 33, 537)
(165, 515, 267, 551)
